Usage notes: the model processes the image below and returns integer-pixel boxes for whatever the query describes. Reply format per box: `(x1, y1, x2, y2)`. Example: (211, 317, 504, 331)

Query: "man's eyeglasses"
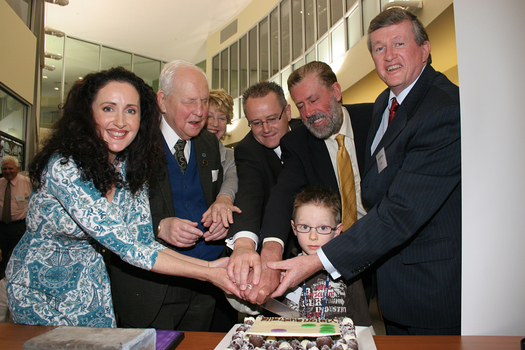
(293, 224, 337, 235)
(248, 104, 287, 128)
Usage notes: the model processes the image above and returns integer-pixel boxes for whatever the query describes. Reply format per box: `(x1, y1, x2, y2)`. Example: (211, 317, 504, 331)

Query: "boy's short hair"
(292, 186, 341, 223)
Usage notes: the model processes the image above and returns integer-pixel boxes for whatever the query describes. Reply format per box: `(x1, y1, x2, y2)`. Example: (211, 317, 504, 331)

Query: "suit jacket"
(322, 64, 461, 329)
(110, 129, 223, 328)
(227, 118, 303, 240)
(259, 104, 373, 245)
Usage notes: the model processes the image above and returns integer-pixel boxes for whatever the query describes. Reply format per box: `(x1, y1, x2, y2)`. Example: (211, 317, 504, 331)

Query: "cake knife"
(261, 298, 302, 318)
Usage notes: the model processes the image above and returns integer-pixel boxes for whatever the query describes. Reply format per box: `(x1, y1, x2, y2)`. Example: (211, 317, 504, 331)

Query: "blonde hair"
(209, 89, 234, 124)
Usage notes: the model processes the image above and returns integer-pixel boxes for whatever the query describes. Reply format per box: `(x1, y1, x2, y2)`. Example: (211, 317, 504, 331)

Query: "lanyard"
(302, 274, 330, 319)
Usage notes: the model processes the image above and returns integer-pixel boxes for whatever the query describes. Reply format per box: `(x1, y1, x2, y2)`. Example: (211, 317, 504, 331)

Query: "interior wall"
(0, 0, 36, 104)
(455, 0, 525, 336)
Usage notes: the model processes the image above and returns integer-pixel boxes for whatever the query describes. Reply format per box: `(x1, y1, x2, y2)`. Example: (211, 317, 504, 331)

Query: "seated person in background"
(5, 67, 239, 327)
(202, 88, 241, 229)
(282, 186, 372, 325)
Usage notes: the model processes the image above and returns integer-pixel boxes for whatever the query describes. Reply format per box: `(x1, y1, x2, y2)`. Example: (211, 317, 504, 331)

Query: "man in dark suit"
(269, 9, 461, 335)
(110, 60, 228, 331)
(225, 81, 302, 291)
(232, 62, 373, 304)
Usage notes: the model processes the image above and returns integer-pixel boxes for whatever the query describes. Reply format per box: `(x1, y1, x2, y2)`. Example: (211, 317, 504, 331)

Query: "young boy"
(283, 186, 372, 326)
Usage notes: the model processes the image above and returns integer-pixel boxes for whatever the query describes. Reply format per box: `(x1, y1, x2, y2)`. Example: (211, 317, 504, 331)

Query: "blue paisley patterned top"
(5, 154, 166, 327)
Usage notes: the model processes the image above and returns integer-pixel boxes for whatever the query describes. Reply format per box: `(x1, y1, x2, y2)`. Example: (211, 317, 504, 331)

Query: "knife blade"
(260, 298, 302, 318)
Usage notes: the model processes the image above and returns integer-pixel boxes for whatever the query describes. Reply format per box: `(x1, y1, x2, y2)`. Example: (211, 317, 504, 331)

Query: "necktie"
(388, 97, 399, 125)
(174, 139, 187, 174)
(336, 135, 357, 231)
(2, 181, 11, 224)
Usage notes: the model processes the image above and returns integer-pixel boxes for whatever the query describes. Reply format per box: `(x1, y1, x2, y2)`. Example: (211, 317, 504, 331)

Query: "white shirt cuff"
(262, 237, 284, 254)
(225, 231, 259, 250)
(317, 248, 341, 279)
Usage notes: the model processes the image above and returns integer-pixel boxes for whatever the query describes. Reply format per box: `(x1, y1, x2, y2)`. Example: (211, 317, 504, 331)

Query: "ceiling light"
(44, 26, 65, 37)
(382, 0, 423, 14)
(44, 0, 69, 6)
(45, 51, 63, 60)
(43, 64, 56, 71)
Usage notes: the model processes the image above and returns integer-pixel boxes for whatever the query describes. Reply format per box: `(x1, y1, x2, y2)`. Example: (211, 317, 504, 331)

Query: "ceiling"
(44, 0, 254, 64)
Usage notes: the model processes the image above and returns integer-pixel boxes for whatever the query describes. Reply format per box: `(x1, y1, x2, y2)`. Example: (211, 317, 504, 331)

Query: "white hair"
(1, 155, 19, 167)
(159, 60, 208, 97)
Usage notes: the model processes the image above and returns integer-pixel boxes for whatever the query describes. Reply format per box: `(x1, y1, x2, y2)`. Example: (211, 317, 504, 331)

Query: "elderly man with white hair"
(0, 155, 31, 278)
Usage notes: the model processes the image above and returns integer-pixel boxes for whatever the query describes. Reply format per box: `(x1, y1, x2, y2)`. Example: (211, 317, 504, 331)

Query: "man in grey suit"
(111, 60, 230, 331)
(269, 9, 461, 335)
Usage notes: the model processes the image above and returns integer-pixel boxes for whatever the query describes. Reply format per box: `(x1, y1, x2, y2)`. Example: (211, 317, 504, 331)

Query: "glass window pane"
(346, 0, 358, 13)
(230, 42, 239, 98)
(133, 55, 161, 91)
(0, 89, 26, 142)
(293, 58, 305, 71)
(291, 0, 303, 61)
(331, 0, 344, 26)
(240, 35, 248, 93)
(317, 0, 328, 39)
(305, 0, 315, 50)
(280, 0, 291, 68)
(347, 7, 361, 49)
(259, 17, 269, 82)
(362, 0, 380, 37)
(233, 98, 242, 122)
(249, 27, 258, 85)
(270, 8, 280, 77)
(306, 48, 316, 63)
(64, 38, 100, 97)
(101, 47, 132, 71)
(317, 36, 329, 64)
(221, 49, 229, 93)
(42, 34, 64, 129)
(281, 66, 292, 95)
(270, 74, 281, 86)
(212, 54, 220, 90)
(331, 22, 346, 62)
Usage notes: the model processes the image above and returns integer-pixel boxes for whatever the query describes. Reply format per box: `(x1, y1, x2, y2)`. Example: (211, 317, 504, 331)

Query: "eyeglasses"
(293, 224, 337, 235)
(248, 104, 287, 128)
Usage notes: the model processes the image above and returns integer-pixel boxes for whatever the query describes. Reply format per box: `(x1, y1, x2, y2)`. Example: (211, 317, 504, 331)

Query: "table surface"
(0, 323, 522, 350)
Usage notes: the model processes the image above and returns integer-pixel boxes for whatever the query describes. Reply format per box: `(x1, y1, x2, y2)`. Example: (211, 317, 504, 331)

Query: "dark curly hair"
(30, 67, 164, 195)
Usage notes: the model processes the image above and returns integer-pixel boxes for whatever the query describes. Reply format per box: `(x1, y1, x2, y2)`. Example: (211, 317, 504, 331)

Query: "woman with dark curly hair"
(5, 67, 239, 327)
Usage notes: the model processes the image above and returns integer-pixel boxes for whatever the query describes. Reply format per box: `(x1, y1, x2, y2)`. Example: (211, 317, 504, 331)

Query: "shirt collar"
(389, 65, 427, 105)
(161, 116, 183, 149)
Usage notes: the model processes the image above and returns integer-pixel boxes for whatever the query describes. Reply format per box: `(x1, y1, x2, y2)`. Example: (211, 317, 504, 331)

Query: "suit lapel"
(157, 150, 176, 217)
(365, 64, 436, 174)
(308, 133, 339, 191)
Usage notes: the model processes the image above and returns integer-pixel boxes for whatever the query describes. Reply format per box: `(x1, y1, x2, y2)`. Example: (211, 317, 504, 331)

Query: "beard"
(303, 97, 343, 139)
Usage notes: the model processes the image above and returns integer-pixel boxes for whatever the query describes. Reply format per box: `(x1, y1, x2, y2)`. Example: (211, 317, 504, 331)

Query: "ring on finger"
(247, 283, 253, 289)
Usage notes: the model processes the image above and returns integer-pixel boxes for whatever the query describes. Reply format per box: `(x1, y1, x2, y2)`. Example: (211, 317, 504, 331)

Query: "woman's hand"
(202, 194, 241, 229)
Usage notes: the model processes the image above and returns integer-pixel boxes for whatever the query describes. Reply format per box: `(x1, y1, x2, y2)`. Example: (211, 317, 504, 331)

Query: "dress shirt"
(317, 106, 366, 278)
(0, 174, 32, 222)
(161, 117, 191, 161)
(322, 67, 427, 280)
(370, 66, 426, 155)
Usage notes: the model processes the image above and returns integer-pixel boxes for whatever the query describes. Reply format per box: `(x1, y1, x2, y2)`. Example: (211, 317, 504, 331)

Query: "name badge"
(376, 147, 387, 173)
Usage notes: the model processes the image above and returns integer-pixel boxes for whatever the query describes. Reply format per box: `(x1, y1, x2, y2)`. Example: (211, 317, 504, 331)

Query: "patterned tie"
(174, 139, 187, 174)
(2, 181, 11, 224)
(388, 97, 399, 125)
(336, 135, 357, 231)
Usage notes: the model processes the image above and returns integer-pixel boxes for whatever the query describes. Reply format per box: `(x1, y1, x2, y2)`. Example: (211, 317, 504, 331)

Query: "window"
(317, 0, 328, 39)
(221, 49, 229, 93)
(280, 0, 291, 68)
(249, 27, 258, 86)
(259, 17, 269, 82)
(230, 42, 239, 98)
(101, 47, 132, 71)
(270, 8, 280, 76)
(291, 0, 304, 61)
(0, 88, 26, 142)
(133, 55, 161, 91)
